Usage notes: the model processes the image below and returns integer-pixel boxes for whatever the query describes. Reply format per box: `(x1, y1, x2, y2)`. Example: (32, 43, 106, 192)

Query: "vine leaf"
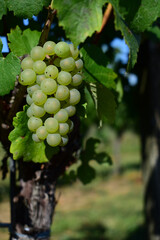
(6, 0, 50, 19)
(80, 45, 117, 90)
(0, 0, 7, 20)
(8, 106, 58, 163)
(0, 39, 3, 57)
(108, 0, 140, 70)
(77, 138, 112, 184)
(54, 0, 106, 46)
(0, 52, 21, 96)
(8, 26, 41, 56)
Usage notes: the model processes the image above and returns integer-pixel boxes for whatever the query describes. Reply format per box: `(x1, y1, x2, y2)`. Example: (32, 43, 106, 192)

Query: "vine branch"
(94, 3, 113, 44)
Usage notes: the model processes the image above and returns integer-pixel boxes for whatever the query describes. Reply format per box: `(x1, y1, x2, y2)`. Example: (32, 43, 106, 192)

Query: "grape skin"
(60, 135, 69, 146)
(55, 85, 70, 101)
(44, 98, 60, 114)
(28, 117, 43, 132)
(47, 133, 61, 147)
(27, 84, 40, 96)
(68, 89, 81, 105)
(36, 126, 48, 140)
(57, 71, 72, 86)
(44, 117, 59, 133)
(43, 41, 56, 55)
(54, 109, 68, 123)
(54, 42, 70, 58)
(45, 65, 59, 79)
(31, 103, 46, 118)
(32, 90, 47, 106)
(60, 57, 75, 72)
(33, 60, 46, 74)
(31, 46, 45, 61)
(41, 78, 57, 95)
(21, 56, 34, 70)
(19, 69, 36, 86)
(59, 123, 69, 136)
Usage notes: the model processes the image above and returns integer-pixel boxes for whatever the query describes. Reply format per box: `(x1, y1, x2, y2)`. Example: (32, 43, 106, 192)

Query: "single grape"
(30, 46, 45, 61)
(19, 69, 36, 86)
(60, 135, 69, 146)
(36, 75, 45, 85)
(64, 105, 76, 117)
(69, 44, 79, 59)
(31, 103, 46, 118)
(75, 59, 83, 71)
(67, 119, 74, 133)
(36, 126, 48, 140)
(54, 42, 70, 58)
(21, 56, 34, 70)
(44, 117, 59, 133)
(32, 90, 47, 105)
(60, 57, 75, 72)
(26, 107, 33, 117)
(41, 78, 57, 95)
(57, 71, 72, 85)
(54, 109, 68, 123)
(44, 97, 60, 114)
(33, 60, 46, 74)
(55, 85, 69, 101)
(26, 94, 33, 105)
(53, 58, 60, 67)
(45, 65, 58, 79)
(59, 123, 69, 136)
(27, 84, 41, 96)
(47, 133, 61, 147)
(32, 133, 42, 143)
(68, 88, 81, 105)
(43, 41, 56, 55)
(28, 116, 43, 132)
(71, 73, 82, 86)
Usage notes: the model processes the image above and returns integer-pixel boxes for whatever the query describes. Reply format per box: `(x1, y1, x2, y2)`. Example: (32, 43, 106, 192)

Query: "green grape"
(64, 105, 76, 117)
(44, 117, 59, 133)
(60, 57, 75, 72)
(71, 73, 82, 86)
(59, 123, 69, 136)
(57, 71, 72, 85)
(27, 84, 41, 96)
(54, 109, 68, 123)
(68, 89, 81, 105)
(67, 119, 74, 133)
(36, 126, 48, 140)
(21, 56, 34, 70)
(31, 103, 46, 118)
(43, 41, 56, 55)
(45, 65, 58, 79)
(53, 58, 60, 67)
(26, 94, 33, 105)
(41, 78, 57, 95)
(28, 116, 43, 132)
(32, 133, 42, 143)
(60, 135, 69, 146)
(26, 107, 33, 117)
(75, 59, 83, 71)
(54, 42, 70, 58)
(44, 97, 60, 114)
(33, 60, 46, 74)
(30, 46, 45, 61)
(55, 85, 69, 101)
(69, 44, 79, 59)
(47, 133, 61, 147)
(32, 90, 47, 105)
(19, 69, 36, 86)
(36, 74, 45, 85)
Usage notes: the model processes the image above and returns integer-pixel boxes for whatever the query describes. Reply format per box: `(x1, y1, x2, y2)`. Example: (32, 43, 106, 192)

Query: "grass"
(0, 130, 144, 240)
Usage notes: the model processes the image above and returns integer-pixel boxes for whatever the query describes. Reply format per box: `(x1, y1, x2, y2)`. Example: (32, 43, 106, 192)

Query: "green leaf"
(147, 26, 160, 40)
(0, 53, 21, 96)
(8, 106, 58, 163)
(89, 83, 117, 123)
(112, 0, 160, 33)
(109, 0, 140, 70)
(54, 0, 106, 46)
(0, 0, 7, 19)
(6, 0, 50, 19)
(77, 163, 96, 185)
(8, 26, 41, 56)
(80, 46, 117, 90)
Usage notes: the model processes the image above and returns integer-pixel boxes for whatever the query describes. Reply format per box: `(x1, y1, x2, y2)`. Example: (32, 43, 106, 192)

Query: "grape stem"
(38, 6, 57, 46)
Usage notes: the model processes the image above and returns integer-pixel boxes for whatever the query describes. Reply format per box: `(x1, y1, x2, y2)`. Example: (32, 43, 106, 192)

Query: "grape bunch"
(19, 41, 83, 147)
